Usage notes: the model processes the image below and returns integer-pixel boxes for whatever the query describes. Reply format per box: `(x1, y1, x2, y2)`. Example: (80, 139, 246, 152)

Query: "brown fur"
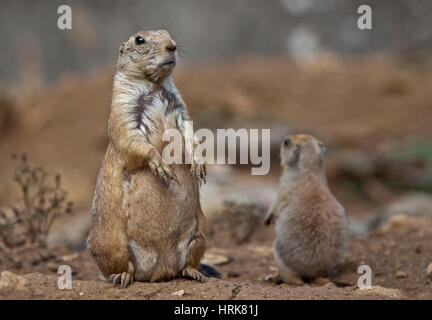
(265, 134, 349, 284)
(87, 30, 207, 287)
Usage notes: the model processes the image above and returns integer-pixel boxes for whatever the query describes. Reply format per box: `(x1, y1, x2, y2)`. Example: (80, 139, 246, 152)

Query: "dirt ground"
(1, 212, 432, 300)
(1, 56, 432, 299)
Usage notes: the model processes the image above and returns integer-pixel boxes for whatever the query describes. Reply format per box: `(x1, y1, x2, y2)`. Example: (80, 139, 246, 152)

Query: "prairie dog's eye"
(283, 138, 291, 146)
(135, 36, 145, 45)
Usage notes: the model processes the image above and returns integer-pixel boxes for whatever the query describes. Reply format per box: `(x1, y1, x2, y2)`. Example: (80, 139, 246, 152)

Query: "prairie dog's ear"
(119, 42, 127, 56)
(264, 210, 274, 225)
(288, 144, 301, 167)
(318, 141, 326, 155)
(280, 141, 301, 168)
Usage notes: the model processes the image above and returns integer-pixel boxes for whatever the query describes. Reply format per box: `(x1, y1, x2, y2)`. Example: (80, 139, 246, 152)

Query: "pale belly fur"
(122, 164, 199, 281)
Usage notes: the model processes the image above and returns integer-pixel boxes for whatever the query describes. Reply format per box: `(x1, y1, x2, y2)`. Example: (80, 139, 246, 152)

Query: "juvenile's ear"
(318, 141, 326, 155)
(288, 144, 301, 167)
(119, 42, 127, 56)
(264, 210, 274, 225)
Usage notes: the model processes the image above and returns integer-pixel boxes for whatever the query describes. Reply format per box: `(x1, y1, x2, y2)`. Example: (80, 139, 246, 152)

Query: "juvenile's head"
(280, 134, 326, 172)
(117, 30, 178, 82)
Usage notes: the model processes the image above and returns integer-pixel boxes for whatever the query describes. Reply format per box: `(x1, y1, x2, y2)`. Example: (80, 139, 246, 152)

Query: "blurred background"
(1, 0, 432, 248)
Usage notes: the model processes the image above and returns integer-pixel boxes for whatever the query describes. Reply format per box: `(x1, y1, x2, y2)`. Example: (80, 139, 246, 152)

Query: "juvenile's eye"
(135, 36, 145, 45)
(283, 138, 291, 146)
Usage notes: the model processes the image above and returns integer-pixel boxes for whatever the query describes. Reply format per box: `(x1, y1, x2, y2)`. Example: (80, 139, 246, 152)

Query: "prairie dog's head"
(117, 30, 178, 82)
(280, 134, 326, 172)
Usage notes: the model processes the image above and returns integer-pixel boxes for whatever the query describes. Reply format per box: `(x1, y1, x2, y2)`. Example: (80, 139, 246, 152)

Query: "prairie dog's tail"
(199, 263, 222, 279)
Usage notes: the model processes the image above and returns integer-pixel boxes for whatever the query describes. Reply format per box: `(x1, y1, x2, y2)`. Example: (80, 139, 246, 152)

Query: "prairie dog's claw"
(191, 162, 206, 185)
(182, 267, 207, 283)
(108, 272, 133, 288)
(107, 262, 134, 288)
(148, 155, 177, 185)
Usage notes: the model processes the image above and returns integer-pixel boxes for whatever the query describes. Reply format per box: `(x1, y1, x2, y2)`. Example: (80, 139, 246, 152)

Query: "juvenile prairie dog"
(265, 134, 349, 284)
(87, 30, 218, 288)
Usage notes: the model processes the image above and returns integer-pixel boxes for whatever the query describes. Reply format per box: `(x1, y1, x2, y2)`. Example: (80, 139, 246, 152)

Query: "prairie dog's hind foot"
(310, 277, 330, 286)
(107, 261, 135, 288)
(264, 271, 304, 286)
(181, 267, 207, 283)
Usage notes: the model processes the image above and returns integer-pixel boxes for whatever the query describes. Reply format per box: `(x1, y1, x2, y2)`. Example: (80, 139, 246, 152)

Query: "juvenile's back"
(266, 134, 349, 284)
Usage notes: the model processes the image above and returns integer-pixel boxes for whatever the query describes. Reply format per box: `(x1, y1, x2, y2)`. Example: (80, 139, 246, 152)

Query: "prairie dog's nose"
(166, 40, 177, 52)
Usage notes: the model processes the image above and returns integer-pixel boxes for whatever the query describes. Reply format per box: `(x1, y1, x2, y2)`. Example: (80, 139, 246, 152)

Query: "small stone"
(79, 291, 84, 296)
(426, 263, 432, 280)
(396, 271, 408, 279)
(202, 250, 232, 266)
(382, 214, 430, 232)
(248, 245, 273, 256)
(171, 289, 185, 297)
(61, 253, 79, 262)
(325, 282, 337, 289)
(0, 271, 27, 290)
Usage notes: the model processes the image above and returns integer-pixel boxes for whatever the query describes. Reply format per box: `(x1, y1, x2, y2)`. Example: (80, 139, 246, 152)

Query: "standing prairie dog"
(87, 30, 219, 288)
(265, 134, 349, 285)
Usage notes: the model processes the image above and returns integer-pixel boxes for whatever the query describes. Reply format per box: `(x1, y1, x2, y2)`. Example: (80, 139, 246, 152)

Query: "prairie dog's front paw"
(148, 152, 178, 185)
(190, 161, 206, 185)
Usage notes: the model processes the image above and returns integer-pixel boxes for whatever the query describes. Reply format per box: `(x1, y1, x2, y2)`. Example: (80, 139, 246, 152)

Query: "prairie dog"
(265, 134, 349, 284)
(87, 30, 218, 288)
